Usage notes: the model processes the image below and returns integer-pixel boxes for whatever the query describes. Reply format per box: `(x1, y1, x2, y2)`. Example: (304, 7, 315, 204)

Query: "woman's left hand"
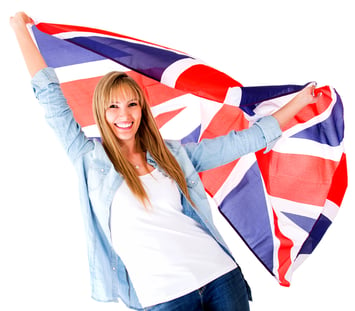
(294, 82, 321, 109)
(272, 82, 322, 128)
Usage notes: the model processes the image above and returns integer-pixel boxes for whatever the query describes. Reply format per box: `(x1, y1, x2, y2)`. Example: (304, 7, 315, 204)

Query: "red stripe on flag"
(36, 22, 134, 37)
(200, 160, 238, 197)
(175, 64, 242, 103)
(155, 108, 185, 128)
(256, 150, 339, 206)
(128, 72, 187, 108)
(35, 23, 187, 54)
(61, 77, 100, 127)
(199, 105, 247, 196)
(327, 153, 348, 206)
(200, 104, 247, 139)
(273, 208, 292, 287)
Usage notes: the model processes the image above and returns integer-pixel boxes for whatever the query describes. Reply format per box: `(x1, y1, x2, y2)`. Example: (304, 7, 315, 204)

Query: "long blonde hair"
(93, 71, 194, 207)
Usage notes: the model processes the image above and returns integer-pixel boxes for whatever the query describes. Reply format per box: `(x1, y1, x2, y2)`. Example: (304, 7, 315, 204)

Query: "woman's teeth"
(115, 122, 133, 129)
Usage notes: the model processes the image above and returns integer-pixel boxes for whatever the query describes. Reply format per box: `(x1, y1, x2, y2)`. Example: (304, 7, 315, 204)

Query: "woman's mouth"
(115, 121, 133, 129)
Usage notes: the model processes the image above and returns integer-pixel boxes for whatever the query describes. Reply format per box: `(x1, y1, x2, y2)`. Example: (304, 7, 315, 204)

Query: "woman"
(10, 12, 320, 311)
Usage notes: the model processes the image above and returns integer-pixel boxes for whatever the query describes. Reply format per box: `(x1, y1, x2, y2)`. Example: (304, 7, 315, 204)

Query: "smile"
(115, 122, 134, 129)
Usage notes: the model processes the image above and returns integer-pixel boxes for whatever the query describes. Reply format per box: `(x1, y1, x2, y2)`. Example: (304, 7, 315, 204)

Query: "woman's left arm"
(183, 83, 321, 172)
(183, 116, 281, 172)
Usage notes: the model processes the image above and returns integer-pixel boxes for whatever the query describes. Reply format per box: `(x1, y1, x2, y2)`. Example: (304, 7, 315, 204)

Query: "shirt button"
(112, 267, 116, 271)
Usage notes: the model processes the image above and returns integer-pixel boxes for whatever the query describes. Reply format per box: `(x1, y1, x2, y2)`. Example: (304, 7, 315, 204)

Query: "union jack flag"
(31, 21, 347, 286)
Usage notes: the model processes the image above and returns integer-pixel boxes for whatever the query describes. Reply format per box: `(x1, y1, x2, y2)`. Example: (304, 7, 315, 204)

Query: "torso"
(110, 168, 237, 307)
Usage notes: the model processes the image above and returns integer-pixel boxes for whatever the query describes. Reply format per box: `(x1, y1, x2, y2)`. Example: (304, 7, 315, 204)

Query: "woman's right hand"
(10, 11, 47, 77)
(10, 12, 34, 30)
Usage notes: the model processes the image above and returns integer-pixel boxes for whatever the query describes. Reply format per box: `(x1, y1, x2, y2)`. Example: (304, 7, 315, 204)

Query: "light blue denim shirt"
(31, 67, 281, 309)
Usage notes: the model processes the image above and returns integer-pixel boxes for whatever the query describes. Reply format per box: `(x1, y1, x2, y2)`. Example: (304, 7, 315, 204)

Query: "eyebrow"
(109, 98, 138, 103)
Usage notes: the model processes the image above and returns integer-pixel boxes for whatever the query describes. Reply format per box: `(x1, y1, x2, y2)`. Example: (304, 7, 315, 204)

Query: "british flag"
(31, 21, 347, 286)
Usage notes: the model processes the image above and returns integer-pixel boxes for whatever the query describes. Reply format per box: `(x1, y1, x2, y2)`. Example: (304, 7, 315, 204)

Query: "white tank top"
(110, 168, 237, 307)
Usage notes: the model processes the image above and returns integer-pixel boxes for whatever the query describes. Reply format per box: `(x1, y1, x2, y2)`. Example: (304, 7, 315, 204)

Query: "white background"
(1, 0, 354, 310)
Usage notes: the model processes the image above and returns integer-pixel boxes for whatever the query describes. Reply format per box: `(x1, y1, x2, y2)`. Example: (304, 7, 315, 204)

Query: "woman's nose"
(117, 106, 128, 117)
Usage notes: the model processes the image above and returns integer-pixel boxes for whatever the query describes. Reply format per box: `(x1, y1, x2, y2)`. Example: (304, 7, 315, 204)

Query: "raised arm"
(10, 12, 94, 162)
(10, 12, 47, 77)
(183, 83, 322, 172)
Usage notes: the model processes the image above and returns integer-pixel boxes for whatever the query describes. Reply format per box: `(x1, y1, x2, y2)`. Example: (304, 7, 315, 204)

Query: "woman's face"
(105, 86, 142, 147)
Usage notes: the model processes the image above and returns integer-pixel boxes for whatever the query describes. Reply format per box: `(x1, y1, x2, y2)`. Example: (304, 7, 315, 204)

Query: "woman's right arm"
(10, 12, 47, 77)
(10, 12, 93, 162)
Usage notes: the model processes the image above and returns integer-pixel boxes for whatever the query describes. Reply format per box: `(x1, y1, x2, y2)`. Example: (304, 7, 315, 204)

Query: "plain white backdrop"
(1, 0, 353, 310)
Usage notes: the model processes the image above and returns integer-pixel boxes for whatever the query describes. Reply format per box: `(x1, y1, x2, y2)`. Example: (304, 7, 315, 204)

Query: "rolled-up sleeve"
(32, 67, 60, 96)
(254, 115, 282, 153)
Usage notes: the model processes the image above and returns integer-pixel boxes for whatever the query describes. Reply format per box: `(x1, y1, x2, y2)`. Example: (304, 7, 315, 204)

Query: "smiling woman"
(105, 84, 142, 147)
(92, 70, 194, 207)
(9, 9, 323, 311)
(2, 1, 354, 311)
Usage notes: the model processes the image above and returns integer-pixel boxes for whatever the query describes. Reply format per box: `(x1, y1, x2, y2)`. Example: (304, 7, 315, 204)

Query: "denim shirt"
(31, 67, 281, 309)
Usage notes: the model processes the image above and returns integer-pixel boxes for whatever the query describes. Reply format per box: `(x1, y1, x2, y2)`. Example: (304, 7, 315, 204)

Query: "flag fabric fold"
(31, 21, 347, 286)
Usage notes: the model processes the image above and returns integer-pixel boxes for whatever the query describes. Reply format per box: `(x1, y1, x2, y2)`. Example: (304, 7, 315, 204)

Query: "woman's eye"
(129, 102, 138, 107)
(108, 104, 118, 109)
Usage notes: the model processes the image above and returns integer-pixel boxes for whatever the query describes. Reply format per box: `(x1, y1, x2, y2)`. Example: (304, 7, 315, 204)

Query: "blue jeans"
(140, 267, 252, 311)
